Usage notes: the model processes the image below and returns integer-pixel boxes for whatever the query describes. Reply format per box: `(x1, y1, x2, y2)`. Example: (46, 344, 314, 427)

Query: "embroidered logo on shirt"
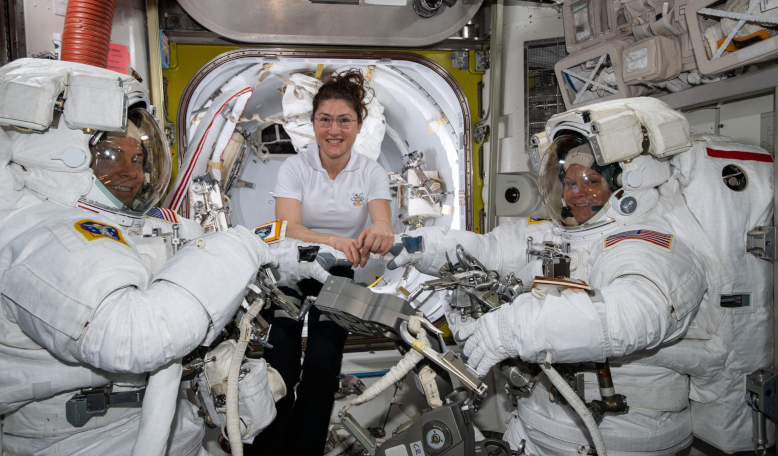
(604, 229, 673, 250)
(74, 220, 130, 247)
(351, 193, 365, 207)
(146, 207, 179, 223)
(527, 217, 549, 224)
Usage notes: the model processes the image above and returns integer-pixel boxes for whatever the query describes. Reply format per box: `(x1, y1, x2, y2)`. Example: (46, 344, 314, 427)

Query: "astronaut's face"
(91, 136, 145, 207)
(562, 164, 612, 224)
(313, 98, 363, 164)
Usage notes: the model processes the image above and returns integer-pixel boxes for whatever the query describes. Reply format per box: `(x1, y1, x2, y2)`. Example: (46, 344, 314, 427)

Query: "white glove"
(445, 311, 478, 345)
(272, 239, 351, 286)
(387, 229, 441, 271)
(462, 304, 519, 378)
(387, 234, 420, 270)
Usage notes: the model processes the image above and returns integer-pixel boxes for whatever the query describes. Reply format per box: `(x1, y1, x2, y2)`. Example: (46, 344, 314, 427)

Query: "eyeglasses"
(313, 117, 359, 130)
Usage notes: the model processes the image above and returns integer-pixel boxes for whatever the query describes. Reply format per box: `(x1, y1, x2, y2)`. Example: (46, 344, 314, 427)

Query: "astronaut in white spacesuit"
(0, 59, 339, 455)
(389, 97, 772, 455)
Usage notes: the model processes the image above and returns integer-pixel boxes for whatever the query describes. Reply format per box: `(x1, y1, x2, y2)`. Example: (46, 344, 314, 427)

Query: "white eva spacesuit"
(0, 59, 337, 455)
(389, 97, 774, 455)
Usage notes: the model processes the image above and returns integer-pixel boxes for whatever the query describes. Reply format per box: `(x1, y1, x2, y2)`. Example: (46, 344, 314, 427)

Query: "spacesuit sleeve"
(411, 218, 552, 277)
(508, 237, 706, 364)
(1, 223, 270, 374)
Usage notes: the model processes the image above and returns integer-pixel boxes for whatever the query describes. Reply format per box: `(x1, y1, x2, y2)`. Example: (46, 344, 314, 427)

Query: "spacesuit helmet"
(85, 106, 171, 216)
(539, 132, 622, 229)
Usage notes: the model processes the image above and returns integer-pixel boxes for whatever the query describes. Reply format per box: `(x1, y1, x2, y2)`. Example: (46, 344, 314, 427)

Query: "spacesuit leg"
(503, 410, 695, 456)
(243, 307, 303, 456)
(166, 392, 209, 456)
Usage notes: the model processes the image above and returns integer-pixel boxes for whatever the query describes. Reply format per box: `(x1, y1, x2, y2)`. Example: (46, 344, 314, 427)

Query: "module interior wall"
(162, 44, 486, 232)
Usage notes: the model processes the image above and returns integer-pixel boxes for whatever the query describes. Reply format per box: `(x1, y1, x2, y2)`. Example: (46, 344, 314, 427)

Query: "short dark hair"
(312, 69, 373, 122)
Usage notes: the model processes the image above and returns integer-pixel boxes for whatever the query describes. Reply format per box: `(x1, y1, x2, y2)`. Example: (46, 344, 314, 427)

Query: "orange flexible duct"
(60, 0, 118, 68)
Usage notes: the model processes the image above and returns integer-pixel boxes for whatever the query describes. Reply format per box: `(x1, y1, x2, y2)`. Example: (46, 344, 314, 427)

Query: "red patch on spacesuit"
(706, 148, 773, 163)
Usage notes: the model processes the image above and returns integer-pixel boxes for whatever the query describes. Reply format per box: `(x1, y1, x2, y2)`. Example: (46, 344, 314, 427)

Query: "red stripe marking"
(78, 204, 99, 214)
(706, 148, 773, 163)
(164, 208, 178, 223)
(169, 87, 253, 210)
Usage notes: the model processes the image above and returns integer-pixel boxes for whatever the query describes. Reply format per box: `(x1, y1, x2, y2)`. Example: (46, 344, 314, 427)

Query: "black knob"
(505, 187, 520, 204)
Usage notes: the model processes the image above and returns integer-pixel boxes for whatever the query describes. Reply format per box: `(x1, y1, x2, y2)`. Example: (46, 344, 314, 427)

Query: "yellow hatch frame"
(162, 43, 485, 233)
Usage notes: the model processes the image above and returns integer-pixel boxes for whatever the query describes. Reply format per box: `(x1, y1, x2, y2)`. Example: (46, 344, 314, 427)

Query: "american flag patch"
(147, 207, 179, 223)
(604, 229, 673, 250)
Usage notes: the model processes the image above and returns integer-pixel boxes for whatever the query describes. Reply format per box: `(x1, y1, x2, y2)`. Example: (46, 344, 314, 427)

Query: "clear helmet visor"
(89, 107, 171, 215)
(538, 134, 620, 229)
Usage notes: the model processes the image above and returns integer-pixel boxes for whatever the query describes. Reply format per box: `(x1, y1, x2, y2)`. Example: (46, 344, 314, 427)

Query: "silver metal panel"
(656, 66, 778, 111)
(177, 0, 483, 47)
(485, 0, 504, 232)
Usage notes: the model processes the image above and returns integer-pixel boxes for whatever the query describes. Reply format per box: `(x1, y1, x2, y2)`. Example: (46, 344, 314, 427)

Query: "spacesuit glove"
(272, 239, 351, 286)
(387, 228, 444, 272)
(445, 311, 479, 346)
(387, 234, 415, 270)
(463, 304, 519, 378)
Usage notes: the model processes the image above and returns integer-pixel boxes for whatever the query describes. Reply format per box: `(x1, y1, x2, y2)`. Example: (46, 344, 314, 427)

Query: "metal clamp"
(256, 268, 305, 321)
(398, 320, 488, 410)
(747, 368, 778, 455)
(747, 226, 776, 261)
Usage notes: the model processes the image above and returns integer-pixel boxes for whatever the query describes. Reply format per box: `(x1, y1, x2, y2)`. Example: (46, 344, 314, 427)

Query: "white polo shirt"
(274, 144, 391, 240)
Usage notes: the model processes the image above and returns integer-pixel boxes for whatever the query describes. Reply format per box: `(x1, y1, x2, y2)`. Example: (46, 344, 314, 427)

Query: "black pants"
(245, 267, 352, 456)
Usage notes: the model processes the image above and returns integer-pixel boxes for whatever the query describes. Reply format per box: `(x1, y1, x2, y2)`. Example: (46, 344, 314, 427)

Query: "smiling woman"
(246, 69, 395, 456)
(91, 135, 145, 207)
(85, 107, 171, 215)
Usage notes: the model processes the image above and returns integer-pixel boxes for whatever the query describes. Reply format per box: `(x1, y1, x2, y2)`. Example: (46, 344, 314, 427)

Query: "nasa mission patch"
(73, 220, 130, 247)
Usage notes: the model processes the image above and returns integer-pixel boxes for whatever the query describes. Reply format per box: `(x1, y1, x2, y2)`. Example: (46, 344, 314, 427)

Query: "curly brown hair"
(312, 69, 373, 123)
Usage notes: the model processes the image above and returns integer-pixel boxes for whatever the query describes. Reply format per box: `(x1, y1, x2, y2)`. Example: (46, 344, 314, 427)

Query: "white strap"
(563, 54, 618, 105)
(697, 8, 778, 25)
(698, 0, 759, 60)
(299, 261, 310, 278)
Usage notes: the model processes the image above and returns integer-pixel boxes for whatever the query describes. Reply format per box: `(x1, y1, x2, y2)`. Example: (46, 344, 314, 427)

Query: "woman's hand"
(330, 236, 362, 268)
(357, 221, 395, 266)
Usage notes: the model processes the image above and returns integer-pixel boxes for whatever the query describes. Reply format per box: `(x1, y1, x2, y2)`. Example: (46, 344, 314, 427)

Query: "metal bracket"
(747, 226, 776, 261)
(473, 122, 490, 145)
(528, 147, 541, 172)
(747, 367, 778, 454)
(474, 50, 489, 72)
(450, 50, 468, 70)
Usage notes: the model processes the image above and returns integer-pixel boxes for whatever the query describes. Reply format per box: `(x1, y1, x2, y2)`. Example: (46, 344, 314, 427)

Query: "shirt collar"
(304, 143, 361, 173)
